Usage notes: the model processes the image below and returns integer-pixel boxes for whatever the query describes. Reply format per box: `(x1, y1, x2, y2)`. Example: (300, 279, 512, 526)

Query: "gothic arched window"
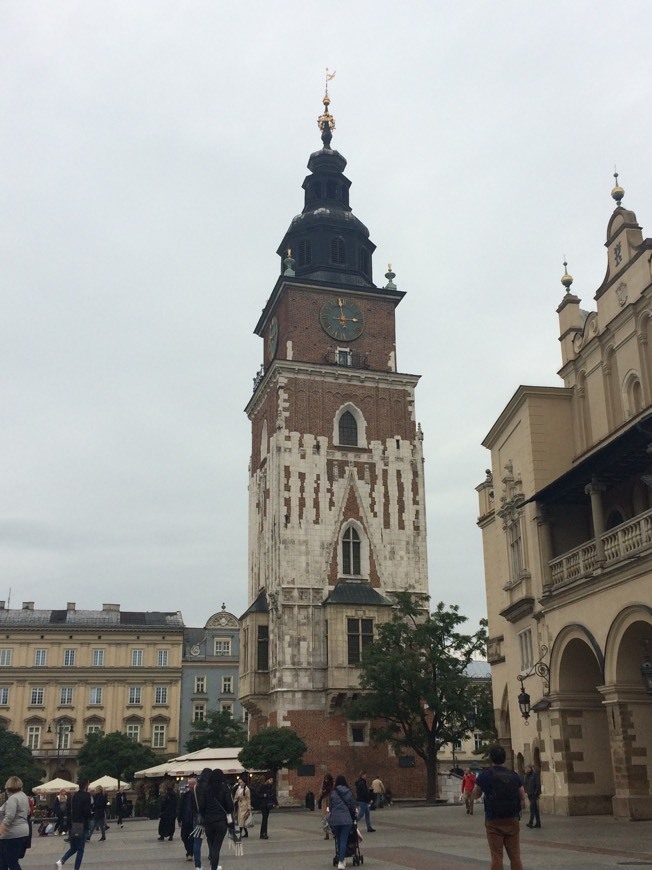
(339, 411, 357, 446)
(342, 527, 361, 575)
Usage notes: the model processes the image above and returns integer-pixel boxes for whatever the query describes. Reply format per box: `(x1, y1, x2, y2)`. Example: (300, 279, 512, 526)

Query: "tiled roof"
(323, 582, 392, 606)
(0, 608, 184, 629)
(240, 589, 269, 618)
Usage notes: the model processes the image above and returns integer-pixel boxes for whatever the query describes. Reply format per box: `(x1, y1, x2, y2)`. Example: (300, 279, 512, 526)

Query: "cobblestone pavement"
(24, 804, 652, 869)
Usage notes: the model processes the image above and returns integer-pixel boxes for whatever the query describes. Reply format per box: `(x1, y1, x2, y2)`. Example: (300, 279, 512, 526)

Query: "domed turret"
(276, 84, 376, 287)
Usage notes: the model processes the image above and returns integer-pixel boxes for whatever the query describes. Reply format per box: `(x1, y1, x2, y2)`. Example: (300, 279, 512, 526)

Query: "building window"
(350, 723, 367, 744)
(338, 411, 358, 446)
(454, 738, 463, 751)
(518, 628, 534, 672)
(157, 649, 169, 667)
(337, 349, 352, 367)
(152, 724, 166, 749)
(92, 649, 105, 667)
(126, 724, 140, 742)
(347, 618, 373, 665)
(34, 649, 47, 667)
(89, 687, 103, 705)
(474, 731, 483, 751)
(214, 639, 231, 656)
(342, 526, 361, 575)
(298, 239, 312, 267)
(86, 724, 102, 735)
(63, 649, 76, 667)
(221, 702, 233, 715)
(30, 687, 45, 706)
(128, 687, 142, 705)
(507, 519, 524, 582)
(0, 649, 13, 667)
(155, 687, 168, 704)
(358, 248, 369, 276)
(60, 687, 73, 705)
(132, 649, 144, 667)
(330, 236, 346, 265)
(57, 725, 72, 750)
(222, 676, 233, 694)
(193, 703, 206, 722)
(257, 625, 269, 671)
(326, 180, 337, 199)
(26, 725, 41, 750)
(0, 688, 9, 705)
(194, 676, 206, 694)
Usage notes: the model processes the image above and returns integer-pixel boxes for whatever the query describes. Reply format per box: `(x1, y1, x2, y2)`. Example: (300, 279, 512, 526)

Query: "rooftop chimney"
(22, 602, 34, 611)
(102, 603, 120, 612)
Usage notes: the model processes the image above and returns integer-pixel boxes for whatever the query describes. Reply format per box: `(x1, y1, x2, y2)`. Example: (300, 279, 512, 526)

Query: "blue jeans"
(357, 801, 372, 830)
(87, 815, 106, 839)
(331, 823, 352, 863)
(60, 832, 87, 870)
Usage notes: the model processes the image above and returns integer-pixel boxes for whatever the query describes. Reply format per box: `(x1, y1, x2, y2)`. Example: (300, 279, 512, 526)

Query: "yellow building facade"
(478, 180, 652, 820)
(0, 601, 184, 781)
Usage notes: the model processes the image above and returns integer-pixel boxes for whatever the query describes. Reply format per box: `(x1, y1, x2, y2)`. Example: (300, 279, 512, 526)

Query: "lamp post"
(516, 646, 551, 722)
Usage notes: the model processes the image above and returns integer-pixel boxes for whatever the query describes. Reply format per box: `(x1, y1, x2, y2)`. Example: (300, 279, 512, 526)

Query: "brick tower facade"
(239, 90, 429, 803)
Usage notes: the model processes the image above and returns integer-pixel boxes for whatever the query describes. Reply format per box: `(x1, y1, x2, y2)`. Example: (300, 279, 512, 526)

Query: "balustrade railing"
(550, 506, 652, 586)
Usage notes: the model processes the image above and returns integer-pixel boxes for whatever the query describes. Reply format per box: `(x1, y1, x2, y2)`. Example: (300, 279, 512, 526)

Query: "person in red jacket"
(461, 768, 477, 815)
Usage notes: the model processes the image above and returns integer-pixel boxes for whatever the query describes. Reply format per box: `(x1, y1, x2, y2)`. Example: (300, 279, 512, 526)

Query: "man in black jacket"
(87, 787, 107, 841)
(354, 771, 375, 833)
(177, 777, 202, 868)
(56, 779, 92, 869)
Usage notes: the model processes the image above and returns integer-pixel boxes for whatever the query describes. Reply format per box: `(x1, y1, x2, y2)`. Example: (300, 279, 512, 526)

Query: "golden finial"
(561, 257, 573, 292)
(611, 167, 625, 205)
(318, 68, 336, 147)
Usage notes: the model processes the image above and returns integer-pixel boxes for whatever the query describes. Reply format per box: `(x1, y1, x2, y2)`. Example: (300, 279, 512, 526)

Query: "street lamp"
(517, 646, 551, 722)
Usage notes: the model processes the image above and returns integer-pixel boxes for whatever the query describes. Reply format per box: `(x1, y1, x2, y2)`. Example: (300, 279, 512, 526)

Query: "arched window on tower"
(313, 181, 322, 199)
(342, 527, 361, 576)
(358, 248, 369, 277)
(326, 180, 337, 199)
(330, 237, 346, 265)
(339, 411, 358, 446)
(298, 239, 312, 267)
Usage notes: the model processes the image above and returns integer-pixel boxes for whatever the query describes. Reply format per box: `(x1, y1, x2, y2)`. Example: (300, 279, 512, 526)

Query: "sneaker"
(338, 862, 346, 870)
(55, 862, 63, 869)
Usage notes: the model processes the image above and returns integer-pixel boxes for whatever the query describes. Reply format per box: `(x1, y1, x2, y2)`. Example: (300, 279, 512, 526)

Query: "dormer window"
(330, 237, 346, 265)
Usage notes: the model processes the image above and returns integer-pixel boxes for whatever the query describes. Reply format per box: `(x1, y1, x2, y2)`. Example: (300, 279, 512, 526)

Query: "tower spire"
(611, 168, 625, 206)
(318, 68, 336, 149)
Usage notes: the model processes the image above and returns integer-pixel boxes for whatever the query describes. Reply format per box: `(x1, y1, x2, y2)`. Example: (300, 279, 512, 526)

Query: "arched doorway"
(548, 633, 613, 815)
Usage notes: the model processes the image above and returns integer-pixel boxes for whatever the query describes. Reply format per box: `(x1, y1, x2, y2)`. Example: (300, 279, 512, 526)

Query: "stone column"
(584, 478, 606, 567)
(536, 506, 554, 593)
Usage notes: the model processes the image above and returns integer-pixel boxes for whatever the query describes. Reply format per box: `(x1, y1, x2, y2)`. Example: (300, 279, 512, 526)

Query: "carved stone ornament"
(616, 281, 628, 308)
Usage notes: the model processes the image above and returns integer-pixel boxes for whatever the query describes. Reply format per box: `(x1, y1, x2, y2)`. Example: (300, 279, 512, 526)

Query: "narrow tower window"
(298, 239, 312, 267)
(330, 237, 346, 265)
(326, 180, 336, 199)
(339, 411, 357, 446)
(358, 248, 369, 276)
(343, 527, 361, 575)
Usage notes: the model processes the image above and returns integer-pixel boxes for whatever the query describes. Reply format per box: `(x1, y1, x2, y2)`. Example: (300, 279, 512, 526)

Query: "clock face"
(320, 297, 365, 342)
(268, 316, 278, 359)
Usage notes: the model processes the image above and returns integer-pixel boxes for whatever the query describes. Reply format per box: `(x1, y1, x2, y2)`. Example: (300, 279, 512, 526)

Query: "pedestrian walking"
(115, 789, 128, 828)
(177, 777, 202, 868)
(318, 773, 334, 840)
(461, 768, 477, 815)
(328, 774, 358, 870)
(86, 787, 107, 841)
(53, 790, 68, 836)
(55, 779, 93, 870)
(258, 775, 277, 840)
(0, 775, 31, 870)
(233, 776, 252, 839)
(157, 786, 177, 841)
(371, 775, 385, 809)
(354, 771, 375, 832)
(524, 764, 541, 828)
(196, 768, 234, 870)
(471, 745, 526, 870)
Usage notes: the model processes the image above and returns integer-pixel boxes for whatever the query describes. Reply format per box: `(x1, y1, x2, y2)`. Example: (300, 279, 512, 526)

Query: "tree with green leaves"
(77, 731, 160, 784)
(346, 592, 487, 802)
(0, 726, 45, 793)
(238, 727, 307, 779)
(185, 709, 247, 753)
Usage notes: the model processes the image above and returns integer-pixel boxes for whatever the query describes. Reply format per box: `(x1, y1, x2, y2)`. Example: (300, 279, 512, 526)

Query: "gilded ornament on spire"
(561, 258, 573, 292)
(611, 168, 625, 205)
(318, 67, 336, 148)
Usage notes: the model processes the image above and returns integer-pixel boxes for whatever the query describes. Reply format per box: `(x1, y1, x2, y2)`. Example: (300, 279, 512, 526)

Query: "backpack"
(488, 767, 520, 818)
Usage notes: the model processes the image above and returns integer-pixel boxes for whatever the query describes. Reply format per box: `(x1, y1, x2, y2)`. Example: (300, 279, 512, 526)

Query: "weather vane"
(318, 68, 336, 144)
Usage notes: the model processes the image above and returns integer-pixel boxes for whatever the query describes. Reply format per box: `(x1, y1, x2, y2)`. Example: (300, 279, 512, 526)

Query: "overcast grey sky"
(2, 1, 652, 631)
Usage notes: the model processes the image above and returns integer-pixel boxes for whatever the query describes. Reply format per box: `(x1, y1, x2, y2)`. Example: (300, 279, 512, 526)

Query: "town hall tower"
(239, 88, 429, 800)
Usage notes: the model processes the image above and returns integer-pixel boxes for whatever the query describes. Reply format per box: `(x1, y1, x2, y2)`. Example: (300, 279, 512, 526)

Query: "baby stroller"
(332, 821, 364, 866)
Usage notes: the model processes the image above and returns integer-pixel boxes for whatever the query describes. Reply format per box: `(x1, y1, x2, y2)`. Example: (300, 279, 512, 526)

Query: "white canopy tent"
(89, 775, 132, 791)
(134, 747, 244, 779)
(32, 777, 79, 795)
